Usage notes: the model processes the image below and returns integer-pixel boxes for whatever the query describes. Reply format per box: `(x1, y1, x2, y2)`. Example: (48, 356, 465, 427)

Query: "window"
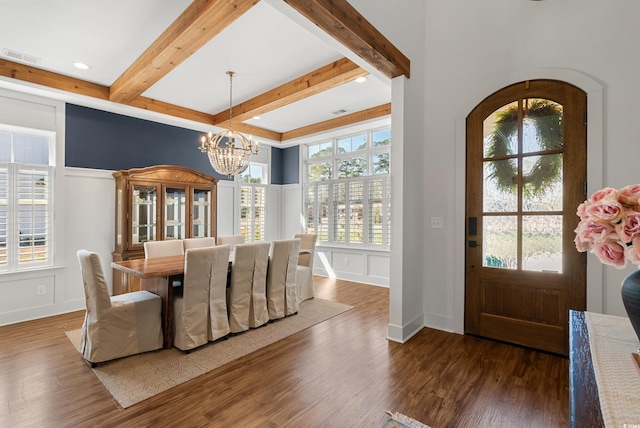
(0, 126, 54, 272)
(304, 127, 391, 248)
(239, 162, 267, 242)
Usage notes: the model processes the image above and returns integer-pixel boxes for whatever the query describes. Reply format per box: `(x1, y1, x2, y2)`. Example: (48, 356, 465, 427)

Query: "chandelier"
(199, 71, 258, 177)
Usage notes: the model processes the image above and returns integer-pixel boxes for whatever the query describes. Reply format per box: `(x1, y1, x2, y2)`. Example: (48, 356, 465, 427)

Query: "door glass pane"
(483, 159, 517, 212)
(165, 187, 185, 240)
(483, 101, 518, 158)
(523, 154, 563, 211)
(192, 189, 210, 238)
(132, 185, 157, 246)
(522, 99, 563, 153)
(523, 215, 562, 273)
(483, 215, 517, 269)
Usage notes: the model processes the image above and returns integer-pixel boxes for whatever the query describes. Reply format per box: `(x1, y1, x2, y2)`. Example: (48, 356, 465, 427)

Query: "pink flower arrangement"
(575, 184, 640, 268)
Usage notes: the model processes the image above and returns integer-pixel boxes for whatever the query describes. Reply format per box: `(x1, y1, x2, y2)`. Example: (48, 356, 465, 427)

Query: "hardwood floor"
(0, 277, 569, 427)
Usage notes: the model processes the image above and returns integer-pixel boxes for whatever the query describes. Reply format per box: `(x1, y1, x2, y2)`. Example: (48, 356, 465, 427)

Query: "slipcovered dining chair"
(144, 239, 185, 287)
(267, 238, 301, 319)
(295, 234, 317, 303)
(228, 242, 270, 333)
(183, 237, 216, 250)
(77, 249, 163, 366)
(217, 235, 245, 250)
(173, 245, 231, 352)
(144, 239, 185, 258)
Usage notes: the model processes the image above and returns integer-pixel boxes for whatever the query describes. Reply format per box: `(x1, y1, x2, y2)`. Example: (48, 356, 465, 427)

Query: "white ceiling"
(0, 0, 391, 143)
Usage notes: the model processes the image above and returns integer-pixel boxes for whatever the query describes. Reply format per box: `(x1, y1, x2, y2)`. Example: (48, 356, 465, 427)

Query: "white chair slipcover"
(207, 245, 232, 341)
(217, 235, 245, 250)
(267, 238, 301, 319)
(143, 239, 185, 258)
(77, 249, 163, 365)
(295, 234, 317, 303)
(183, 237, 216, 250)
(144, 239, 185, 287)
(173, 245, 230, 351)
(228, 242, 269, 333)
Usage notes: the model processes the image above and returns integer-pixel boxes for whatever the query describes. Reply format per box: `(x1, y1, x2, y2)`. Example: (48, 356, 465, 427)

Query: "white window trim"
(302, 126, 391, 249)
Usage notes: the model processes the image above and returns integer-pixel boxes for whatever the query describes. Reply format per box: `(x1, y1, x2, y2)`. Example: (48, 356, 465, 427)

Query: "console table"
(569, 310, 640, 427)
(569, 310, 604, 427)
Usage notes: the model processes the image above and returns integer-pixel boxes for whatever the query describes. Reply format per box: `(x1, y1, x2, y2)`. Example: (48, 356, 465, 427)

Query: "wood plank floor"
(0, 277, 569, 427)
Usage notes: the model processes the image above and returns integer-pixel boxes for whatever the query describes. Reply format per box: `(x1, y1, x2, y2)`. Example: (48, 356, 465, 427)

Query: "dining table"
(111, 248, 313, 349)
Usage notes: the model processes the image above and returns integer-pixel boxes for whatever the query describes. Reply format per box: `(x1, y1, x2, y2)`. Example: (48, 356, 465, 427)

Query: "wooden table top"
(111, 255, 185, 279)
(112, 248, 312, 279)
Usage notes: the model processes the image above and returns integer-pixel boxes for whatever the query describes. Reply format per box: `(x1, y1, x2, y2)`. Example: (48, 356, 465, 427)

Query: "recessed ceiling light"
(73, 62, 91, 70)
(355, 76, 368, 83)
(252, 116, 261, 120)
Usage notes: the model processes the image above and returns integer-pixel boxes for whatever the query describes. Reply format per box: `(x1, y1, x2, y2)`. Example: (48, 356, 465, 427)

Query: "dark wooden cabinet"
(112, 165, 217, 294)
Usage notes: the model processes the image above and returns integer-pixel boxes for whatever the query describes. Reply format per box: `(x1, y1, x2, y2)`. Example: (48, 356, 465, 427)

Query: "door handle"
(468, 240, 481, 248)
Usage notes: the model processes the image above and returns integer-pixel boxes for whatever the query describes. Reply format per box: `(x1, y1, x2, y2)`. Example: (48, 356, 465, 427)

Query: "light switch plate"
(431, 217, 443, 229)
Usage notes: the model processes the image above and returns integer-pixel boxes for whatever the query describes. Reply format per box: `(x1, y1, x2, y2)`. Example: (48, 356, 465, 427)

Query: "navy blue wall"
(65, 104, 230, 180)
(270, 146, 299, 185)
(66, 103, 301, 183)
(271, 146, 284, 184)
(282, 145, 299, 184)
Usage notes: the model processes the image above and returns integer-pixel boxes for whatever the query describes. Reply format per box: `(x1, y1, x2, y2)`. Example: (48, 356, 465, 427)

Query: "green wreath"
(486, 100, 563, 195)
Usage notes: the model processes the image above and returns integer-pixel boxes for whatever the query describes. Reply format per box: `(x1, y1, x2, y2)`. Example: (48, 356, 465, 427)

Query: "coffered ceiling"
(0, 0, 409, 144)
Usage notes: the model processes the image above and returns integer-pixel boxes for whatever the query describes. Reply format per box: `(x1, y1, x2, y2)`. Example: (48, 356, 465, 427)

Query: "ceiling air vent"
(2, 48, 42, 65)
(332, 108, 348, 115)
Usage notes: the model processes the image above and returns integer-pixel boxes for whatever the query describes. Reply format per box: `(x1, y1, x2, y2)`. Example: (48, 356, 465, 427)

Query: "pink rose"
(584, 199, 624, 223)
(574, 219, 617, 248)
(576, 202, 590, 220)
(615, 210, 640, 243)
(590, 187, 619, 203)
(618, 184, 640, 206)
(591, 241, 626, 268)
(624, 239, 640, 267)
(574, 233, 591, 252)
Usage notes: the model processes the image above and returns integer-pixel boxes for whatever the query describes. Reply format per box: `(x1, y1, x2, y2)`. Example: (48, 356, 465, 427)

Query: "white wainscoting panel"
(313, 246, 389, 287)
(216, 181, 236, 236)
(367, 254, 390, 280)
(0, 275, 55, 314)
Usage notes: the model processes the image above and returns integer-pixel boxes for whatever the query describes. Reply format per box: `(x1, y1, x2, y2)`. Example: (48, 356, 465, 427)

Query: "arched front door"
(465, 80, 587, 355)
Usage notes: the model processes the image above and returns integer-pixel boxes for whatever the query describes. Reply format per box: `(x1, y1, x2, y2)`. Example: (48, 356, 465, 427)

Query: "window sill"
(0, 265, 67, 282)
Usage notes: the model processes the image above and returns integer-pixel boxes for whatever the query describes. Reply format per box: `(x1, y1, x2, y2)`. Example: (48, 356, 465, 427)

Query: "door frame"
(450, 69, 604, 335)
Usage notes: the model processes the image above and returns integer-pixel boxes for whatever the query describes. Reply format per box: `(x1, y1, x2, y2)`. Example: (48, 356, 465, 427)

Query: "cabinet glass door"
(165, 186, 186, 240)
(131, 184, 158, 247)
(192, 188, 211, 237)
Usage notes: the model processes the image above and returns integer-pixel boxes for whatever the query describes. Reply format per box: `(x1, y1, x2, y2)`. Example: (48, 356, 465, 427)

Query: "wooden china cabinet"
(111, 165, 217, 294)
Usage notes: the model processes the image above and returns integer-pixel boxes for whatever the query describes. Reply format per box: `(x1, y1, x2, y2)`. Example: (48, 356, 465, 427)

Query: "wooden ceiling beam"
(0, 58, 110, 100)
(284, 0, 410, 79)
(282, 102, 390, 141)
(0, 58, 281, 141)
(212, 57, 367, 126)
(109, 0, 259, 104)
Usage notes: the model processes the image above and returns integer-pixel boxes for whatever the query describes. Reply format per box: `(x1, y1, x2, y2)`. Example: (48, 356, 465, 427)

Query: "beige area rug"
(66, 298, 353, 408)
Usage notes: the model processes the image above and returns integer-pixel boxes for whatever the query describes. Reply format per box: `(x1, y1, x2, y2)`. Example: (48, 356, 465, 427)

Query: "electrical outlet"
(344, 257, 349, 266)
(431, 217, 443, 229)
(36, 284, 46, 296)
